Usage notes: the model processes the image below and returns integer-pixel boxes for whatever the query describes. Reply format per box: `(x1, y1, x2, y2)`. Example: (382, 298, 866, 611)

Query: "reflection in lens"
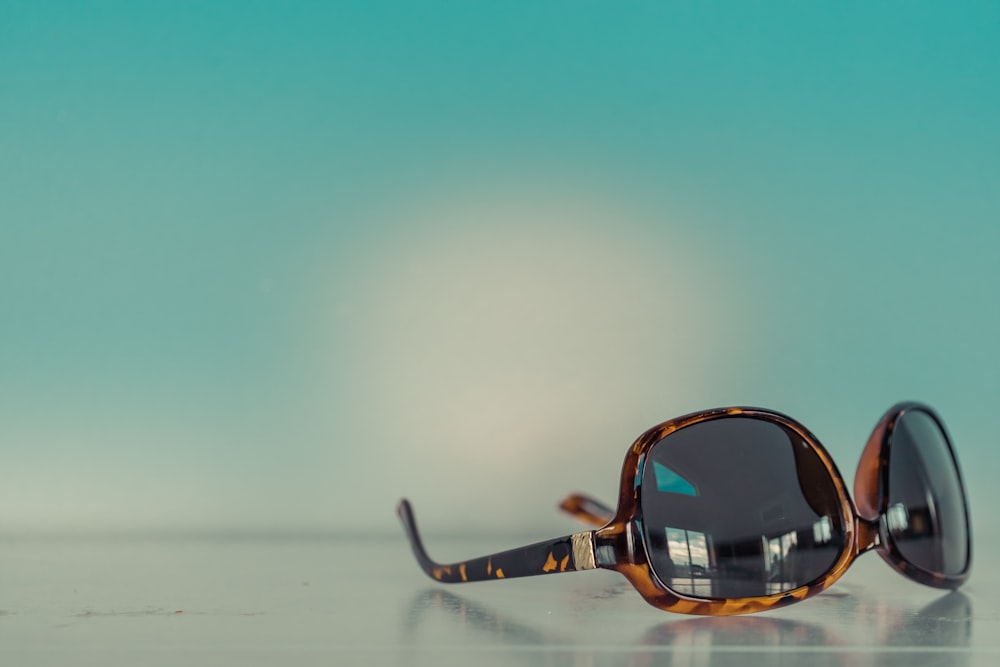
(887, 409, 969, 576)
(640, 417, 848, 599)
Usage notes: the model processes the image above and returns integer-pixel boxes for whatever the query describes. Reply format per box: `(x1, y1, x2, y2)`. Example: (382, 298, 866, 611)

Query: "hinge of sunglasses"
(592, 521, 642, 567)
(571, 531, 597, 571)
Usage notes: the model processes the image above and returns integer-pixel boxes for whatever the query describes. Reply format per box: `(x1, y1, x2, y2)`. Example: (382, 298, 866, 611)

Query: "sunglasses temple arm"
(558, 493, 615, 528)
(397, 499, 597, 583)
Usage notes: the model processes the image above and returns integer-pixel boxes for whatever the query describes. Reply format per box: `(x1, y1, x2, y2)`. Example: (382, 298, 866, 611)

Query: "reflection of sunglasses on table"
(399, 402, 971, 615)
(402, 586, 972, 666)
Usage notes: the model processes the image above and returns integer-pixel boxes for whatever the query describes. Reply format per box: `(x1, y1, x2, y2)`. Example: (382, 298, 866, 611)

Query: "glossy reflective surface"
(887, 408, 970, 576)
(1, 534, 994, 666)
(640, 417, 848, 599)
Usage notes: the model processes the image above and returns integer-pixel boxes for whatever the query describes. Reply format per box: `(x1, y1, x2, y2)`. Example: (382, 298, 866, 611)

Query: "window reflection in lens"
(887, 409, 969, 577)
(640, 417, 848, 599)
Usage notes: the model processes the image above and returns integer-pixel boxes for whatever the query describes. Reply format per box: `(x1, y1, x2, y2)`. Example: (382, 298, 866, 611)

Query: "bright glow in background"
(1, 2, 997, 538)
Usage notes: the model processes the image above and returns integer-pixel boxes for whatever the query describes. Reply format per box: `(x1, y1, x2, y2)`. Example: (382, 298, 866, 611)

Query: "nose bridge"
(855, 515, 880, 554)
(854, 412, 892, 521)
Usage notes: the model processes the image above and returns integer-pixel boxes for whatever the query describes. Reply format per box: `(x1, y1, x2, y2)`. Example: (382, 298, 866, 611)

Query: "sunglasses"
(397, 402, 972, 615)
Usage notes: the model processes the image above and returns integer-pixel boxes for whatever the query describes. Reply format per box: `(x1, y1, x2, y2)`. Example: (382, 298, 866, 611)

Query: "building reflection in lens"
(659, 514, 842, 598)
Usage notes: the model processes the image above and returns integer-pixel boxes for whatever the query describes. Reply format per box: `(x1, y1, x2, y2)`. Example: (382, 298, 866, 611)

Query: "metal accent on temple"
(571, 531, 596, 571)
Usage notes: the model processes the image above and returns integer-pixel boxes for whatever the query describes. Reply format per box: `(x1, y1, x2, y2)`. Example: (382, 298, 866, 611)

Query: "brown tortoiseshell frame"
(398, 402, 971, 616)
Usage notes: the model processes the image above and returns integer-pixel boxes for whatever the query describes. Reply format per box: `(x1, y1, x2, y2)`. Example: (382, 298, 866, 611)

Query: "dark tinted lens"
(640, 417, 848, 599)
(886, 409, 969, 576)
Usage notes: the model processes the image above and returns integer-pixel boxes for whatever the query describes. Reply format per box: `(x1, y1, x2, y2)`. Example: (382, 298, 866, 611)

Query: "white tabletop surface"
(2, 531, 994, 666)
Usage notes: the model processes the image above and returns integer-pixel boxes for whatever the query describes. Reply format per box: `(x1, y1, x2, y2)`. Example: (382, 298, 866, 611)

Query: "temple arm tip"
(396, 498, 412, 522)
(397, 498, 436, 575)
(558, 492, 614, 527)
(396, 498, 418, 543)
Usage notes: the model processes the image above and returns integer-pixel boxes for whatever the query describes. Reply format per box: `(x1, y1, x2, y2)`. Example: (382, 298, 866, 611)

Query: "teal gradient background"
(1, 2, 997, 538)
